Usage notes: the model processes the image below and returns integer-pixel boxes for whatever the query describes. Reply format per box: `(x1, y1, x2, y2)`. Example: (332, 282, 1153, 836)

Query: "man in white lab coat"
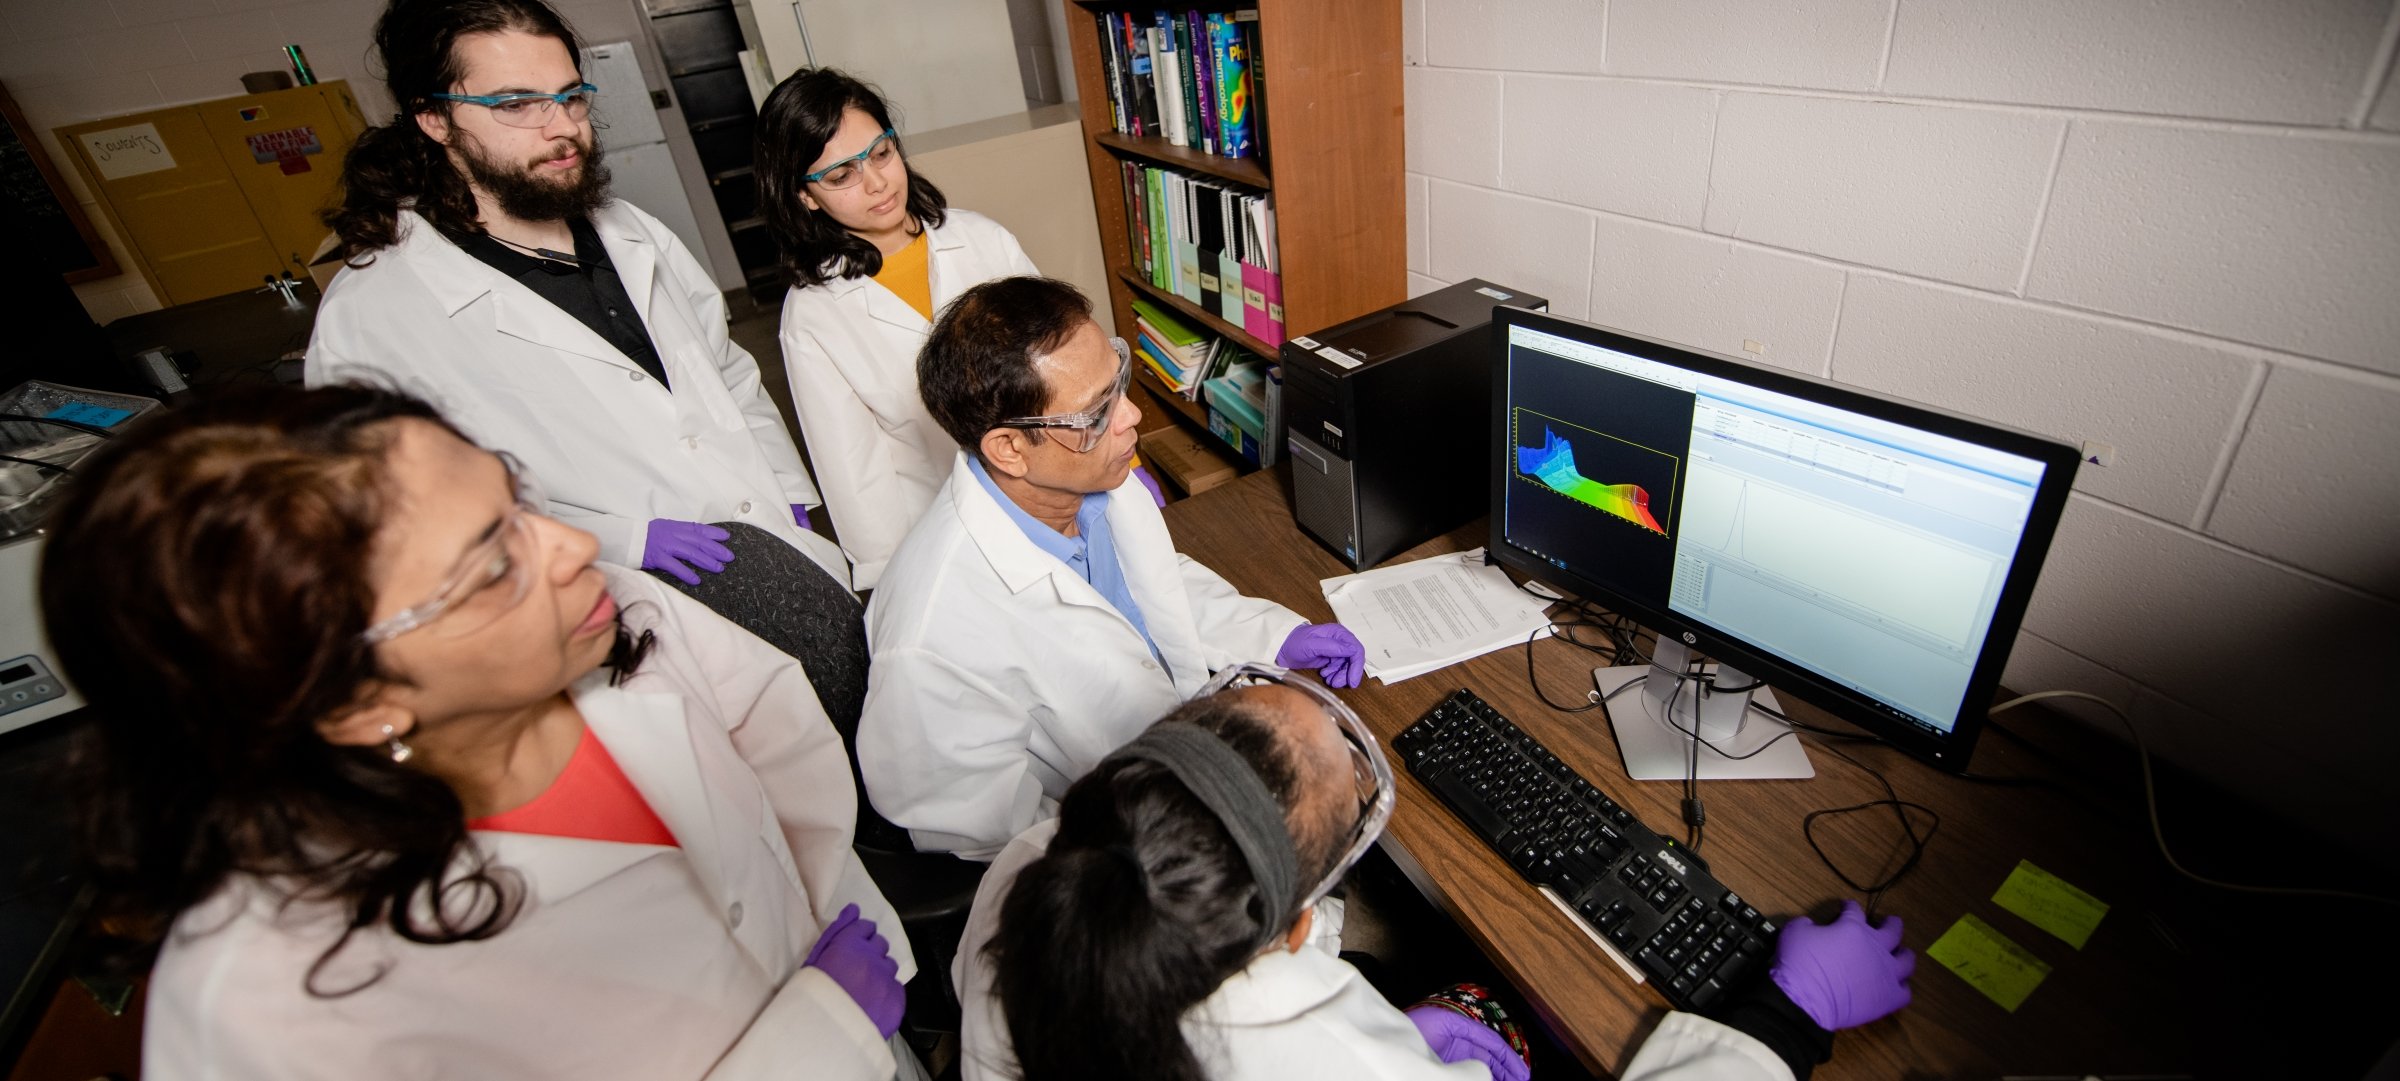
(308, 0, 852, 630)
(857, 276, 1368, 859)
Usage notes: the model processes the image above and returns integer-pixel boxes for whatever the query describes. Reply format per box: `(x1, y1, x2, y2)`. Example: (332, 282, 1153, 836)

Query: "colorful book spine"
(1212, 13, 1254, 159)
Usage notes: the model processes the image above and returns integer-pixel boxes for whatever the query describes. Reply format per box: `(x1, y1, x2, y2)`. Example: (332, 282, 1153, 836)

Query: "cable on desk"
(1795, 736, 1940, 920)
(1990, 690, 2400, 909)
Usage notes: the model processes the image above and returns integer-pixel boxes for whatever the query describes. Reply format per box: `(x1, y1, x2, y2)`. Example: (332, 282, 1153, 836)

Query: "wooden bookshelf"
(1066, 0, 1404, 466)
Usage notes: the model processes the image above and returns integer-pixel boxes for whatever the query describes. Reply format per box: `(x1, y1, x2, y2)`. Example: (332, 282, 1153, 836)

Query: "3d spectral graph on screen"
(1514, 422, 1671, 534)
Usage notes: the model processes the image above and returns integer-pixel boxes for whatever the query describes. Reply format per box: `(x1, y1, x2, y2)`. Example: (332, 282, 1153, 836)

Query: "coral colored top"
(468, 728, 678, 847)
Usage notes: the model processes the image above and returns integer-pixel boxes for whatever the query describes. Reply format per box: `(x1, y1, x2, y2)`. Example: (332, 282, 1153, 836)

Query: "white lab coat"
(779, 210, 1039, 590)
(857, 452, 1307, 859)
(143, 567, 913, 1081)
(954, 819, 1487, 1081)
(307, 202, 850, 588)
(956, 822, 1797, 1081)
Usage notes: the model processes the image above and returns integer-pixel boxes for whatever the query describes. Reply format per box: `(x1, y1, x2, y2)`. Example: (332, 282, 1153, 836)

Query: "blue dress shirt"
(969, 458, 1161, 659)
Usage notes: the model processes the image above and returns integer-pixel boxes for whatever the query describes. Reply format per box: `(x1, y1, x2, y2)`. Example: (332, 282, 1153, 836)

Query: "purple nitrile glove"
(1405, 1004, 1531, 1081)
(642, 519, 735, 586)
(1131, 464, 1167, 507)
(1276, 623, 1366, 689)
(791, 503, 812, 531)
(803, 903, 905, 1038)
(1769, 899, 1915, 1031)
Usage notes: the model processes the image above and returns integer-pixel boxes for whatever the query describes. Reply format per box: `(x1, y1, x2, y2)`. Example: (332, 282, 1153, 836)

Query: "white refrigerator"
(582, 41, 715, 268)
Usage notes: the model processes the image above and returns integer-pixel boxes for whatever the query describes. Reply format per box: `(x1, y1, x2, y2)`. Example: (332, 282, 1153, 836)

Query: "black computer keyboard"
(1393, 688, 1779, 1012)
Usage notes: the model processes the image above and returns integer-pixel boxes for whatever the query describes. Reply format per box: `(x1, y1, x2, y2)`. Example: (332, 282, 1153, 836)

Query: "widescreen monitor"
(1488, 307, 2079, 775)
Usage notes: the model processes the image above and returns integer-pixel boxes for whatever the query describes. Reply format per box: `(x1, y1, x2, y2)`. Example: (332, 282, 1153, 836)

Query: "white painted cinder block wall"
(1404, 0, 2400, 868)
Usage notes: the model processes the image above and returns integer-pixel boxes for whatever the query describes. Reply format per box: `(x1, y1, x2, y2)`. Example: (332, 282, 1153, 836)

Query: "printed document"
(1322, 549, 1554, 684)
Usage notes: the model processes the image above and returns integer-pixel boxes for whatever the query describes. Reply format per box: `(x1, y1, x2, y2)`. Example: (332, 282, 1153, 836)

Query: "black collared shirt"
(460, 217, 670, 389)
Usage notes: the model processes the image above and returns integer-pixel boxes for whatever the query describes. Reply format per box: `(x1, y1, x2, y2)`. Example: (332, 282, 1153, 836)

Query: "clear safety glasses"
(427, 83, 598, 129)
(359, 460, 548, 645)
(1198, 661, 1398, 908)
(994, 336, 1133, 454)
(804, 128, 902, 189)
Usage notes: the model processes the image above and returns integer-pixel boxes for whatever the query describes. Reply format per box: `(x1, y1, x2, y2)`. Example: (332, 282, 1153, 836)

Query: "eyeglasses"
(1196, 662, 1397, 909)
(994, 337, 1133, 454)
(360, 459, 548, 645)
(427, 83, 598, 129)
(804, 128, 901, 189)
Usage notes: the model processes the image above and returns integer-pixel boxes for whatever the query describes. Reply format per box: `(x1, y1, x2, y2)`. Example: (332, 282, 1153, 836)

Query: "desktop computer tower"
(1281, 278, 1547, 569)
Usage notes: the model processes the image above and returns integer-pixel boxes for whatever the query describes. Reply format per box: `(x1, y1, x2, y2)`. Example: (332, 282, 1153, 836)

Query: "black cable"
(0, 413, 118, 438)
(1794, 736, 1939, 919)
(1521, 621, 1601, 714)
(0, 453, 72, 476)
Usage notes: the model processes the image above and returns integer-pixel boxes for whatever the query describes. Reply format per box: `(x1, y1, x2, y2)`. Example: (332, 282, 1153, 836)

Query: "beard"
(453, 127, 611, 222)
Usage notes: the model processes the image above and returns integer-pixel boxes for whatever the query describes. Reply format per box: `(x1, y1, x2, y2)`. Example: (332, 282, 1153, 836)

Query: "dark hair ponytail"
(325, 0, 584, 260)
(754, 67, 948, 288)
(986, 696, 1333, 1081)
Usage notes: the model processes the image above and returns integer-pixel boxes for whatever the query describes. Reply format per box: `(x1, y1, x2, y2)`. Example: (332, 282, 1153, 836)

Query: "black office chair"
(653, 524, 987, 1050)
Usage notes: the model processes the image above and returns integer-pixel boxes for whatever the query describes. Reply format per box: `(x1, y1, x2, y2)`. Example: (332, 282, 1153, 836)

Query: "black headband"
(1114, 722, 1301, 952)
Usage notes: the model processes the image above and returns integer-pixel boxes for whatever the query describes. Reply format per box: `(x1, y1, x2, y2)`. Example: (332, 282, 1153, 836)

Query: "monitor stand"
(1593, 639, 1814, 781)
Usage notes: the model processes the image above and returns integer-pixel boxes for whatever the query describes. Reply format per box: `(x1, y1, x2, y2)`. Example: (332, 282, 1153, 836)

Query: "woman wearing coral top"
(41, 385, 924, 1080)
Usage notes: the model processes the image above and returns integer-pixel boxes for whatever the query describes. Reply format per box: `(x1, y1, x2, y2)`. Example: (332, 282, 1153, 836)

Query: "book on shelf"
(1209, 12, 1254, 160)
(1092, 8, 1262, 164)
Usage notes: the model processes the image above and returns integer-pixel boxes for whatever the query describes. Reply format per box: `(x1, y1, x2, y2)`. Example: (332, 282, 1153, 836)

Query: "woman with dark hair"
(43, 385, 922, 1080)
(754, 68, 1050, 591)
(954, 663, 1525, 1081)
(954, 665, 1916, 1081)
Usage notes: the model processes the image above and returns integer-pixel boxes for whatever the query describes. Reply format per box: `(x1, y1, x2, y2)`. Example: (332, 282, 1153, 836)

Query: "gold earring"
(381, 723, 414, 764)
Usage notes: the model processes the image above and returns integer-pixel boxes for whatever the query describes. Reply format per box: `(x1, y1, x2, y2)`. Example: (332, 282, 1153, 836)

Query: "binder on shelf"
(1174, 179, 1203, 306)
(1240, 260, 1272, 346)
(1217, 187, 1244, 324)
(1195, 181, 1225, 313)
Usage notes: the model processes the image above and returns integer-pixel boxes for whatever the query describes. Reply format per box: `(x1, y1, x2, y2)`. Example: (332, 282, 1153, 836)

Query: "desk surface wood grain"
(1163, 467, 2379, 1081)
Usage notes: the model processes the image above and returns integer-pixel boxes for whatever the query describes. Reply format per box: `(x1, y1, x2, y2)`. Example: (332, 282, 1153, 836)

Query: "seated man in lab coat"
(306, 0, 856, 665)
(857, 276, 1367, 859)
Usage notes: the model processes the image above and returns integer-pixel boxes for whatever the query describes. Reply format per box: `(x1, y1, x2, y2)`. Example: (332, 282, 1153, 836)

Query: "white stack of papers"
(1322, 549, 1556, 685)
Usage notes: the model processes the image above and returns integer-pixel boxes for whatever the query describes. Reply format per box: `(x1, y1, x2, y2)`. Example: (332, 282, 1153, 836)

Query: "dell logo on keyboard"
(1654, 850, 1688, 877)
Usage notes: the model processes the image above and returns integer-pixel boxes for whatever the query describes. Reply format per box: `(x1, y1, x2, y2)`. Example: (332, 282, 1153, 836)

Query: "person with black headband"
(308, 0, 858, 662)
(955, 664, 1917, 1081)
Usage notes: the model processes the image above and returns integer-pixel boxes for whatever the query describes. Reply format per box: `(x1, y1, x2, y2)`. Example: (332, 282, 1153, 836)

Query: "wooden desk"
(1164, 468, 2366, 1080)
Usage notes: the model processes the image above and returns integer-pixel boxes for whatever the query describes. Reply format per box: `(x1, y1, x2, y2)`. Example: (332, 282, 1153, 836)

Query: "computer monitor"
(1488, 307, 2079, 778)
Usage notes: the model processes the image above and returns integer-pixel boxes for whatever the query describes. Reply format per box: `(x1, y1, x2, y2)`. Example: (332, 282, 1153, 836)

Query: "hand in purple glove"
(1276, 623, 1366, 689)
(642, 519, 734, 586)
(1131, 464, 1167, 507)
(1769, 899, 1914, 1031)
(803, 903, 905, 1038)
(791, 503, 812, 531)
(1405, 1004, 1531, 1081)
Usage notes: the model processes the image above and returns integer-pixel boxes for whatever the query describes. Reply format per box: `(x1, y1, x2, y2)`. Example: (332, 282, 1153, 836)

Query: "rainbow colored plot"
(1516, 427, 1665, 533)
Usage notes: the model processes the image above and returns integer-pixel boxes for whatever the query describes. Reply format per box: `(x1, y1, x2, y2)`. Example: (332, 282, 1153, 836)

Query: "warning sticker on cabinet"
(246, 126, 323, 174)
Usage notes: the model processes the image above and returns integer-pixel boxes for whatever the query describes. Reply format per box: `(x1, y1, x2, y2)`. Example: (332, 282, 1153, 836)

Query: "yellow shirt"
(872, 229, 933, 322)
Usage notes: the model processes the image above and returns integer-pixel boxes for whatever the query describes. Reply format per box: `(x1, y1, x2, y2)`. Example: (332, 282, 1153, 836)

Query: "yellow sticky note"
(1992, 859, 2110, 949)
(1927, 914, 2051, 1013)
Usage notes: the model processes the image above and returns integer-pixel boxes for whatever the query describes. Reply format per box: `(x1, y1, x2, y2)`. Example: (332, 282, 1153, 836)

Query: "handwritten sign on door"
(79, 122, 176, 180)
